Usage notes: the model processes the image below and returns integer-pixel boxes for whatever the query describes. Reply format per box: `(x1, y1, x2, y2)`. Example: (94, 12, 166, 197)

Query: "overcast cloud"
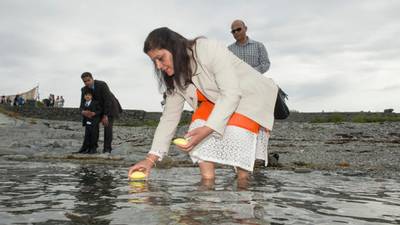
(1, 0, 399, 112)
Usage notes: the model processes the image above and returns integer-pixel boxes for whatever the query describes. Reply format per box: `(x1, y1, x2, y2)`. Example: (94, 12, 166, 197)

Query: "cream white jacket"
(149, 39, 278, 159)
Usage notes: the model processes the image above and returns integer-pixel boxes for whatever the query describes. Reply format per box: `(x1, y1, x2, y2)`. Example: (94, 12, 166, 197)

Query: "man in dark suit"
(80, 72, 123, 154)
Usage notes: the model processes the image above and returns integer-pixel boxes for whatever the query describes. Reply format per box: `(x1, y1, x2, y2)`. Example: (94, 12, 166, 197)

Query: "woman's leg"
(236, 167, 249, 180)
(198, 161, 215, 180)
(236, 167, 250, 190)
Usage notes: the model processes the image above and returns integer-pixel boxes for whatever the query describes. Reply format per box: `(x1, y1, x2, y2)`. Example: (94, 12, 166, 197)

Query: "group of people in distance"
(47, 95, 65, 108)
(1, 95, 25, 106)
(77, 19, 276, 185)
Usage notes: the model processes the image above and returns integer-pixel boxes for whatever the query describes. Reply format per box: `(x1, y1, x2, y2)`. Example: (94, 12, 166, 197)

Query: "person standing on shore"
(59, 96, 65, 108)
(17, 95, 24, 106)
(75, 88, 102, 154)
(13, 95, 19, 106)
(6, 96, 12, 105)
(228, 20, 270, 74)
(79, 72, 122, 154)
(49, 94, 55, 107)
(128, 27, 278, 185)
(55, 96, 60, 108)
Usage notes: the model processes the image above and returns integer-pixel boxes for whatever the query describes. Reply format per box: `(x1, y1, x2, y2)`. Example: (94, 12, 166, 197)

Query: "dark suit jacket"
(81, 100, 102, 126)
(80, 80, 122, 118)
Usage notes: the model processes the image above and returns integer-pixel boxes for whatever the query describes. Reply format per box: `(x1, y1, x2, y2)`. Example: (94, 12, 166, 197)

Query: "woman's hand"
(128, 154, 158, 180)
(179, 126, 214, 152)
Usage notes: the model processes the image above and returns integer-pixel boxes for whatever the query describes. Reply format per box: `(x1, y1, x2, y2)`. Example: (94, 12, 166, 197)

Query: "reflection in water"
(128, 181, 150, 204)
(236, 178, 250, 191)
(1, 161, 400, 225)
(172, 205, 265, 225)
(129, 181, 148, 193)
(69, 166, 116, 225)
(199, 178, 215, 191)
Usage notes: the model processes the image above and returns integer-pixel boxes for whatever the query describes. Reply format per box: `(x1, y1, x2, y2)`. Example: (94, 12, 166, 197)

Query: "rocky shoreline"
(1, 112, 399, 180)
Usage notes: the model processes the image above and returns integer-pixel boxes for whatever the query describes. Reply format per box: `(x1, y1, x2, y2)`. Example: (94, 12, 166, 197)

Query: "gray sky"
(1, 0, 399, 112)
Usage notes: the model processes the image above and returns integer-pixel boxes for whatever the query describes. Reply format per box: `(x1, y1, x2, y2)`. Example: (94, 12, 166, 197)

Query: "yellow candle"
(172, 138, 189, 146)
(130, 171, 146, 180)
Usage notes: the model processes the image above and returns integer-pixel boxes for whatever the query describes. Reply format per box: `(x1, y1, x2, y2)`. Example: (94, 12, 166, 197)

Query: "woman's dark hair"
(143, 27, 200, 94)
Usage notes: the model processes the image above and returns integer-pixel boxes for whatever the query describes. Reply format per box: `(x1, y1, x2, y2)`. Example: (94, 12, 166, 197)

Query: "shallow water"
(0, 161, 399, 225)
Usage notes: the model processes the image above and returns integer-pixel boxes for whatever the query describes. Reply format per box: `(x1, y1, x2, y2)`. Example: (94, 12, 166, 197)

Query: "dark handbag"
(274, 87, 290, 120)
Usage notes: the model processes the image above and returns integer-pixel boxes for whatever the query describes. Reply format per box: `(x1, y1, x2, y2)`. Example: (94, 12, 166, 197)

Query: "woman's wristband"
(146, 156, 156, 167)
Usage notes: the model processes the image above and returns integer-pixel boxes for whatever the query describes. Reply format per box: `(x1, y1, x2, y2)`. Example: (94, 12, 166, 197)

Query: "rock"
(338, 171, 367, 177)
(390, 139, 400, 144)
(53, 125, 74, 131)
(64, 212, 95, 224)
(44, 141, 63, 148)
(97, 153, 113, 159)
(325, 139, 352, 144)
(267, 153, 280, 167)
(32, 152, 47, 158)
(42, 122, 50, 127)
(69, 133, 82, 139)
(388, 132, 400, 138)
(114, 142, 133, 155)
(294, 168, 312, 173)
(8, 142, 31, 148)
(293, 161, 311, 167)
(335, 133, 353, 139)
(157, 156, 176, 169)
(124, 153, 147, 163)
(52, 141, 62, 148)
(336, 160, 350, 167)
(350, 132, 363, 136)
(357, 150, 372, 153)
(2, 154, 29, 160)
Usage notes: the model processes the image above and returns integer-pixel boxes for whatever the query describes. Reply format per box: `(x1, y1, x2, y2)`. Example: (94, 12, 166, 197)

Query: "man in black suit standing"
(80, 72, 122, 154)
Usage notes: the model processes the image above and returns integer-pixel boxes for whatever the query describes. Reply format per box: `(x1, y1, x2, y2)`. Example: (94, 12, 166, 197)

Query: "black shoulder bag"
(274, 87, 290, 120)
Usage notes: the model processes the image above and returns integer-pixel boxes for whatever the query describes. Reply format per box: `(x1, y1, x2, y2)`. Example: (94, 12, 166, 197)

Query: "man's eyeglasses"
(231, 28, 242, 34)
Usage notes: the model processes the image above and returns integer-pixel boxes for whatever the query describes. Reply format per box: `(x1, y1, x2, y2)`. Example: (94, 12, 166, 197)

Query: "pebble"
(294, 168, 312, 173)
(2, 155, 29, 160)
(338, 171, 367, 177)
